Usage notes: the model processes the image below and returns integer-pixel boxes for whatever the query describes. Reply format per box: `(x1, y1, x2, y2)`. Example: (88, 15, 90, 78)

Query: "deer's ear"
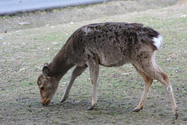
(42, 63, 51, 77)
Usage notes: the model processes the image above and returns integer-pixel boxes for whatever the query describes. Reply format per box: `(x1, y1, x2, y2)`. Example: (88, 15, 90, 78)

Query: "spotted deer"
(37, 22, 178, 119)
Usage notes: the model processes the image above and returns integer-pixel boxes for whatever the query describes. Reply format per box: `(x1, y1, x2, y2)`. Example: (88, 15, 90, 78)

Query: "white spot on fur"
(82, 26, 93, 35)
(152, 35, 162, 49)
(167, 86, 173, 92)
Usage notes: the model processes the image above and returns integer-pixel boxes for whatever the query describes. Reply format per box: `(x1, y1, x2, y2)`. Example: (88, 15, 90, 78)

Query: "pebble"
(2, 42, 6, 45)
(181, 15, 186, 17)
(18, 22, 30, 25)
(16, 30, 21, 32)
(19, 68, 26, 72)
(87, 115, 94, 120)
(52, 42, 58, 45)
(122, 73, 130, 76)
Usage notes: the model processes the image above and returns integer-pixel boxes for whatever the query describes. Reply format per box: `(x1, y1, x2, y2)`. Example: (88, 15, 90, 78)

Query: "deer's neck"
(49, 45, 74, 81)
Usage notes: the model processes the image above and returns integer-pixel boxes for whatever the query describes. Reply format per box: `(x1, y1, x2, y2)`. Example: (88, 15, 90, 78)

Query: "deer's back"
(67, 22, 160, 67)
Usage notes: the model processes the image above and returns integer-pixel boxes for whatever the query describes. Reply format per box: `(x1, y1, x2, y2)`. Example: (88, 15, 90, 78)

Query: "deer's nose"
(42, 100, 50, 106)
(42, 101, 47, 106)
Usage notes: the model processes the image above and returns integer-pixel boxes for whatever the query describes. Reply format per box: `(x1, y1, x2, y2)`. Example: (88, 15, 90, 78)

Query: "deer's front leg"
(60, 66, 87, 102)
(87, 60, 99, 110)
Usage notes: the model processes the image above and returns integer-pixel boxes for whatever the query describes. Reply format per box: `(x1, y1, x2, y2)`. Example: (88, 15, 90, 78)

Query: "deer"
(37, 22, 178, 119)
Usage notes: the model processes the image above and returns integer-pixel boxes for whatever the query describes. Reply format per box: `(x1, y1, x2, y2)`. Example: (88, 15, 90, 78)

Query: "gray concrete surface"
(0, 0, 110, 15)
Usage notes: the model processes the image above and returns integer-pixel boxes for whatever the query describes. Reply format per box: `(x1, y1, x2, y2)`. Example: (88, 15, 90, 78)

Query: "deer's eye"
(41, 87, 44, 91)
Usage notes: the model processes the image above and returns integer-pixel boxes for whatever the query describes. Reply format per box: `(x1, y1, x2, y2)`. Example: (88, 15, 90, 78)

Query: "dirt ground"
(0, 0, 187, 125)
(0, 0, 178, 33)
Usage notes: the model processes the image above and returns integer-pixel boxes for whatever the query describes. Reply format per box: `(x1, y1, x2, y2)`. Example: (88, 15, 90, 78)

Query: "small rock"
(46, 24, 49, 27)
(18, 22, 30, 25)
(0, 37, 3, 40)
(70, 22, 74, 24)
(19, 68, 25, 72)
(87, 115, 94, 120)
(167, 58, 171, 61)
(72, 101, 80, 104)
(29, 83, 34, 85)
(181, 15, 186, 17)
(52, 42, 58, 45)
(122, 73, 129, 76)
(2, 42, 6, 45)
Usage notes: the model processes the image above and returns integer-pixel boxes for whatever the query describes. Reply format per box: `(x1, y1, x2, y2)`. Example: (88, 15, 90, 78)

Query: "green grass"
(0, 0, 187, 124)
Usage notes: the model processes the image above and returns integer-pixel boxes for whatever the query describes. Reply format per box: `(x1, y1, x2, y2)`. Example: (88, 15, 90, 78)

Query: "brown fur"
(37, 22, 178, 119)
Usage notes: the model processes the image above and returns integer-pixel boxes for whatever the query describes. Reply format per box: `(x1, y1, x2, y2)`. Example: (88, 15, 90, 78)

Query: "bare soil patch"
(0, 0, 178, 33)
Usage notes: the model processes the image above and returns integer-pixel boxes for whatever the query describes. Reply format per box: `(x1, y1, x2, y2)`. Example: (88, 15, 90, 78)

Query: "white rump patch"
(167, 86, 173, 92)
(152, 35, 162, 49)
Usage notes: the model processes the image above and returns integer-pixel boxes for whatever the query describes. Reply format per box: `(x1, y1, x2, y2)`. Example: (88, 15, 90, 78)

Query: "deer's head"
(37, 63, 59, 106)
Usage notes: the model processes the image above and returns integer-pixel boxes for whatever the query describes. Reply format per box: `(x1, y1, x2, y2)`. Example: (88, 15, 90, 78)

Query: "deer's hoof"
(174, 107, 179, 119)
(87, 106, 94, 110)
(87, 104, 96, 110)
(132, 107, 143, 112)
(175, 113, 178, 120)
(60, 96, 68, 102)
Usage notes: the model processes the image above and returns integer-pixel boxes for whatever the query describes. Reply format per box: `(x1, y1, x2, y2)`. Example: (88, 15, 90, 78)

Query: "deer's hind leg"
(60, 66, 87, 102)
(132, 65, 153, 112)
(133, 53, 178, 119)
(142, 65, 178, 119)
